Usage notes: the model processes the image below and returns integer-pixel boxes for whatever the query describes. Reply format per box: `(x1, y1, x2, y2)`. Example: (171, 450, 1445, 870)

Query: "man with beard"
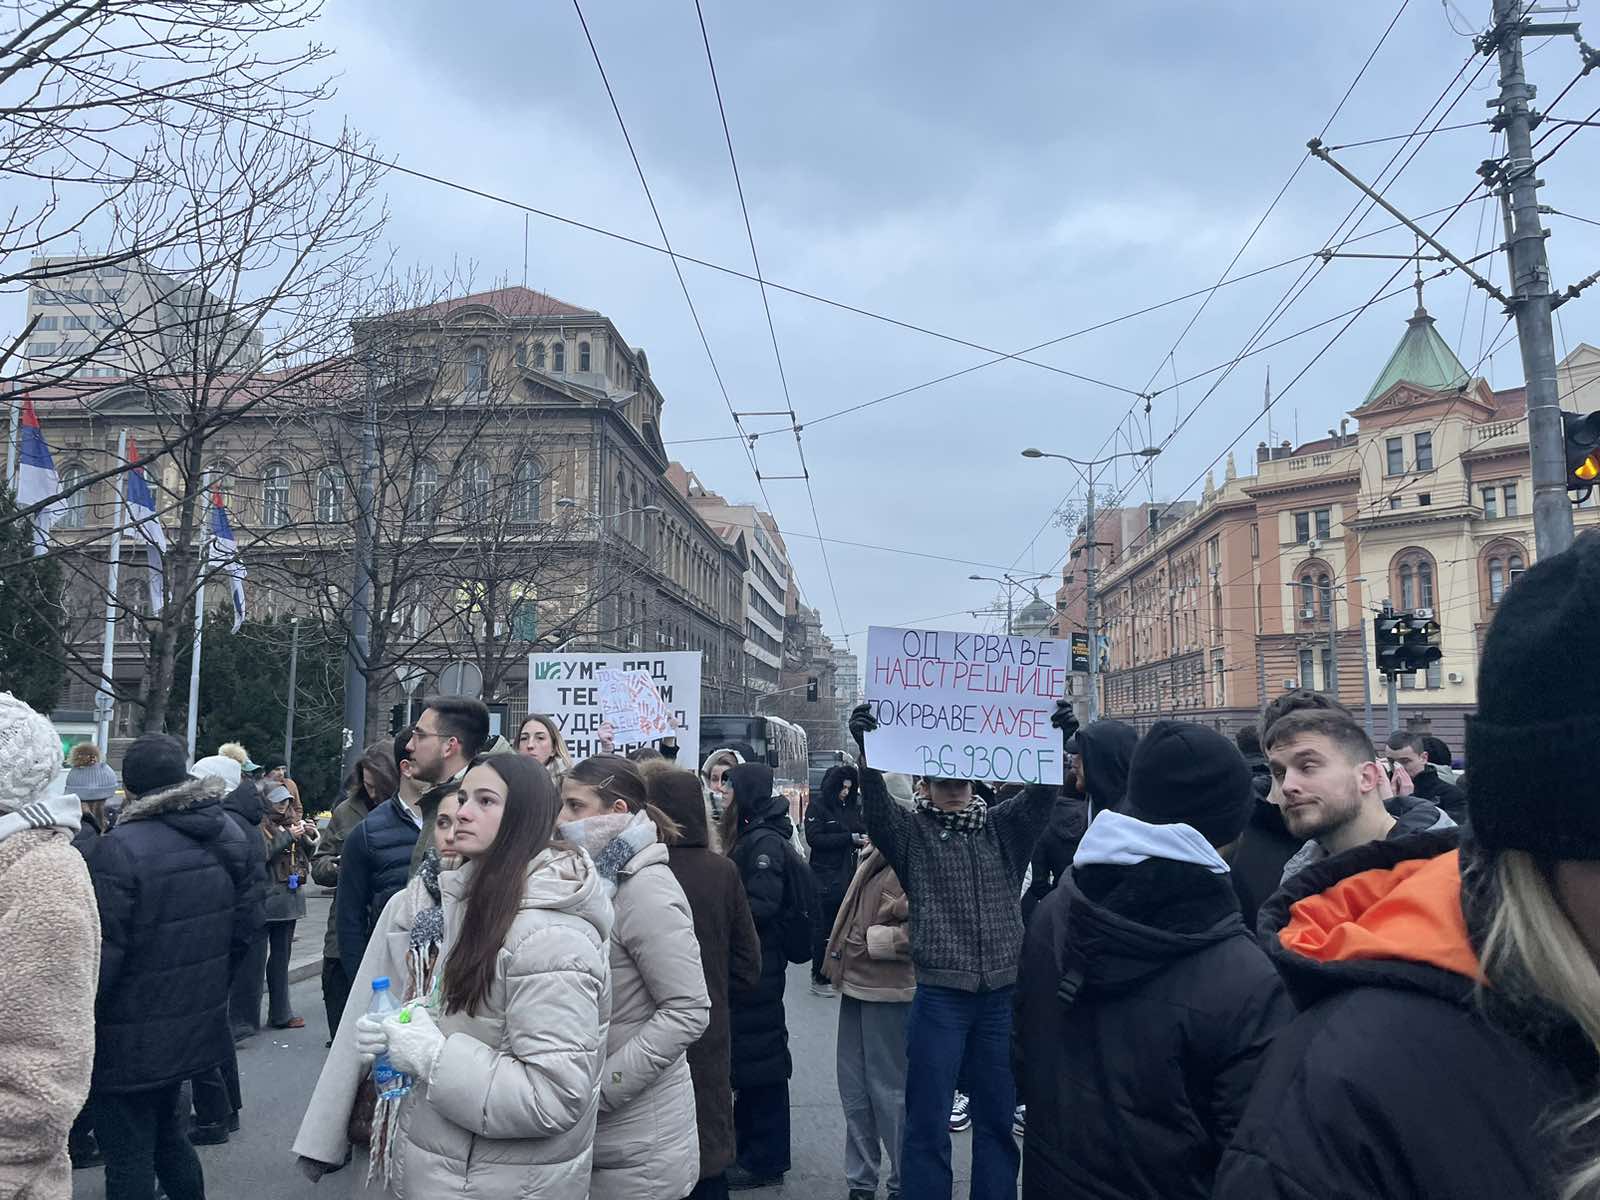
(1268, 708, 1453, 883)
(402, 695, 489, 872)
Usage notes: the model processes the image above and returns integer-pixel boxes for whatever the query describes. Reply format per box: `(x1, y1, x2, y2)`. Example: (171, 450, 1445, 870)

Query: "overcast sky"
(18, 1, 1600, 658)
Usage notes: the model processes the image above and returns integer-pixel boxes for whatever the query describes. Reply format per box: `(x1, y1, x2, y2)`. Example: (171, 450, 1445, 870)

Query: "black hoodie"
(1023, 720, 1137, 922)
(1015, 854, 1292, 1199)
(1228, 752, 1300, 930)
(804, 764, 862, 884)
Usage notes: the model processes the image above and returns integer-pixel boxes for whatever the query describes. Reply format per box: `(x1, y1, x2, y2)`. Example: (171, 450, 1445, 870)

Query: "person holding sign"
(847, 699, 1077, 1200)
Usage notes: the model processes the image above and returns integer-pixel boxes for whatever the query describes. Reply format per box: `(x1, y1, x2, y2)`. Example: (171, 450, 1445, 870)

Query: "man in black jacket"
(1386, 729, 1468, 824)
(219, 769, 269, 1041)
(1228, 722, 1300, 929)
(85, 734, 258, 1200)
(404, 694, 489, 871)
(335, 729, 427, 983)
(849, 700, 1071, 1200)
(1015, 721, 1293, 1199)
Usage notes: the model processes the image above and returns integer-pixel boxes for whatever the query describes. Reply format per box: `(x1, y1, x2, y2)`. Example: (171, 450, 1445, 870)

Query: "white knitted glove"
(383, 1005, 446, 1083)
(354, 1014, 388, 1067)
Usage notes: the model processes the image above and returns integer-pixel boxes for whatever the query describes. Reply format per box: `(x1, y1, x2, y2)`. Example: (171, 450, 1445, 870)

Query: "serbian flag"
(125, 437, 168, 614)
(208, 489, 247, 632)
(15, 397, 66, 554)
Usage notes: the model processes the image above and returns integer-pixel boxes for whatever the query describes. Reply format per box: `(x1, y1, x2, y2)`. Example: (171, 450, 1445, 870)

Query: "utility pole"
(1357, 604, 1374, 738)
(341, 353, 377, 779)
(1084, 468, 1100, 723)
(1486, 0, 1578, 557)
(94, 429, 129, 754)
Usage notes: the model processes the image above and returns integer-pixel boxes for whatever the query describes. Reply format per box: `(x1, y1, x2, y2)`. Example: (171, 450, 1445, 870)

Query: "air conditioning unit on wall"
(1447, 671, 1464, 684)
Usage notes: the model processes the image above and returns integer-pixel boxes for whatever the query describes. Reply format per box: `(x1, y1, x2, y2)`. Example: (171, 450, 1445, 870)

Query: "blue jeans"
(901, 983, 1019, 1200)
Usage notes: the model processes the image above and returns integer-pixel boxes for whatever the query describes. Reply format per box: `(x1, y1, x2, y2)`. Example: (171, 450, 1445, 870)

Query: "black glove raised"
(1050, 699, 1080, 747)
(848, 702, 878, 749)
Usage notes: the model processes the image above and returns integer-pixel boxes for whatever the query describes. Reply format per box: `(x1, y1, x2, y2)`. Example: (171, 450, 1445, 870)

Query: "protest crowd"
(7, 530, 1600, 1200)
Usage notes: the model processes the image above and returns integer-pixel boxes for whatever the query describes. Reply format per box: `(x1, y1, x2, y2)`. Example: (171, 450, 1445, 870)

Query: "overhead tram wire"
(692, 0, 848, 638)
(1015, 46, 1498, 572)
(1007, 34, 1491, 573)
(570, 0, 776, 521)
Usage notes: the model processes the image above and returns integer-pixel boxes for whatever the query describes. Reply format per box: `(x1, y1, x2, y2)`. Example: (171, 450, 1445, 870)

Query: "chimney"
(1257, 440, 1270, 463)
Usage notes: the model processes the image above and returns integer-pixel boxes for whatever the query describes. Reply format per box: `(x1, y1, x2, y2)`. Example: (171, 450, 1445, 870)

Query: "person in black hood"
(725, 761, 806, 1190)
(1014, 721, 1292, 1200)
(1217, 529, 1600, 1200)
(1022, 720, 1136, 923)
(1228, 721, 1300, 930)
(805, 764, 863, 992)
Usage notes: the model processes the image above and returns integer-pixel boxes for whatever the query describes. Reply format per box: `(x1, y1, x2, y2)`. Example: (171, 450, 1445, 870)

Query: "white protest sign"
(528, 651, 702, 761)
(864, 625, 1065, 785)
(596, 668, 676, 745)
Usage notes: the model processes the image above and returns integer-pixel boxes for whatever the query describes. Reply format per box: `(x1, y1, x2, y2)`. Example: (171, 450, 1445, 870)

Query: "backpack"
(776, 836, 818, 964)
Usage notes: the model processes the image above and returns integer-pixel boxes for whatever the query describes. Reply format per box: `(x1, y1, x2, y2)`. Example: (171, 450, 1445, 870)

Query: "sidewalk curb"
(288, 956, 322, 985)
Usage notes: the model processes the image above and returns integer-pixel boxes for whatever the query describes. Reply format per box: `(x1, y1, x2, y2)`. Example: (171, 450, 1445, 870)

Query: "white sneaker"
(1013, 1104, 1027, 1137)
(949, 1092, 972, 1132)
(809, 979, 834, 996)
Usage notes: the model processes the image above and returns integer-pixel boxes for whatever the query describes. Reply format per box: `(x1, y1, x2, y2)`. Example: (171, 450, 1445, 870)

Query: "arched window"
(262, 461, 290, 527)
(461, 457, 490, 522)
(510, 460, 540, 525)
(1484, 541, 1528, 606)
(1318, 573, 1332, 618)
(411, 461, 438, 524)
(1488, 557, 1506, 604)
(465, 345, 488, 392)
(58, 463, 88, 529)
(1299, 573, 1315, 616)
(532, 341, 546, 369)
(552, 340, 565, 372)
(316, 468, 344, 523)
(1393, 549, 1437, 612)
(578, 341, 591, 372)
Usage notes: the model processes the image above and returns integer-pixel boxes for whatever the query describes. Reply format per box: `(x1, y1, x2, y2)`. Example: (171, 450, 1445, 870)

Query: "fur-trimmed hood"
(120, 774, 225, 823)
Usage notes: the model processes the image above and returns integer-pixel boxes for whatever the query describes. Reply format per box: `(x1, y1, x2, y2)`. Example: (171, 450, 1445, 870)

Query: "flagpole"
(185, 476, 210, 760)
(95, 429, 129, 754)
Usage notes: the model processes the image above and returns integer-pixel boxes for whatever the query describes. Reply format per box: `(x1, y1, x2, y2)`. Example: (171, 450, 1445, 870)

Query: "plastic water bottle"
(368, 977, 411, 1100)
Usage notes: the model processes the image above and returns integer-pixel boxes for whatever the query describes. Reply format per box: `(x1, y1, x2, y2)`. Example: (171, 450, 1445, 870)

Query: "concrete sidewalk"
(286, 888, 334, 984)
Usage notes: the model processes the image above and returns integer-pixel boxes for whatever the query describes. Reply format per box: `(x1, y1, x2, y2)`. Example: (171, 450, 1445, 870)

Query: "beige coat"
(592, 837, 711, 1200)
(293, 868, 435, 1177)
(824, 847, 914, 1003)
(0, 828, 100, 1200)
(293, 848, 613, 1199)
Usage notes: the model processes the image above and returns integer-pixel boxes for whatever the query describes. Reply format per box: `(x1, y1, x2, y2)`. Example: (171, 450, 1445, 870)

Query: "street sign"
(436, 660, 483, 698)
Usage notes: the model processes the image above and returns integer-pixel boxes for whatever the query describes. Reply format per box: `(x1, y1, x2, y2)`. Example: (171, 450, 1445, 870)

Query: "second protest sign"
(864, 625, 1066, 785)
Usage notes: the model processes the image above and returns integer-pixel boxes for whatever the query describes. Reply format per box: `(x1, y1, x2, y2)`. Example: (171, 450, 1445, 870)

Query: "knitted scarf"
(368, 848, 448, 1191)
(916, 794, 989, 835)
(558, 809, 656, 897)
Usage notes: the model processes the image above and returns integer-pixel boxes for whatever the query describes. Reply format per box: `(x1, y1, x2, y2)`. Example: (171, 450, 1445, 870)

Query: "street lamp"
(1022, 444, 1162, 722)
(967, 572, 1052, 636)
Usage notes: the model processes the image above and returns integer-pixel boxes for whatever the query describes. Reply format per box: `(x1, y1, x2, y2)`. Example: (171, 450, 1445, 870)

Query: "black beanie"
(1124, 720, 1253, 848)
(1467, 529, 1600, 858)
(122, 733, 190, 798)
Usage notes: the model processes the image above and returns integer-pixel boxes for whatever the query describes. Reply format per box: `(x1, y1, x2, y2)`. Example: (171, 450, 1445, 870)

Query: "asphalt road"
(72, 962, 974, 1199)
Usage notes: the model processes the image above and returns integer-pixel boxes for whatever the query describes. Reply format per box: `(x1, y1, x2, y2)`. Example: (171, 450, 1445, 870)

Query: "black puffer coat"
(727, 764, 799, 1090)
(1216, 830, 1592, 1200)
(1228, 753, 1300, 930)
(221, 777, 269, 930)
(1411, 764, 1468, 824)
(86, 776, 260, 1093)
(1015, 858, 1292, 1199)
(1022, 720, 1136, 922)
(335, 795, 421, 979)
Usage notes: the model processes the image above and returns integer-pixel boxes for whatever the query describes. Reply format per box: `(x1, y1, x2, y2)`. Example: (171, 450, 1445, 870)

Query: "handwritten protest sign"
(528, 651, 701, 760)
(597, 668, 677, 744)
(864, 625, 1066, 785)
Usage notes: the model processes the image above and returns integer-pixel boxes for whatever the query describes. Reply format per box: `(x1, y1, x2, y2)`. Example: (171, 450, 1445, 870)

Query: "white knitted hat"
(0, 692, 64, 815)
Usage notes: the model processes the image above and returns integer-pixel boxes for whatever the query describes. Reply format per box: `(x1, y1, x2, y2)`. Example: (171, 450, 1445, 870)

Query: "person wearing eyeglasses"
(405, 696, 492, 873)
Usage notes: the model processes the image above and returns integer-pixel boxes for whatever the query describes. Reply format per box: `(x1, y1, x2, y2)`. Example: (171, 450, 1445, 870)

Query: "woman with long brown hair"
(558, 756, 710, 1200)
(516, 713, 574, 777)
(350, 754, 613, 1199)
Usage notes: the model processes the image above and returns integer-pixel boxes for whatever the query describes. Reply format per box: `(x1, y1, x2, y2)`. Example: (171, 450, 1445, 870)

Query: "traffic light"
(1374, 612, 1409, 674)
(388, 702, 406, 735)
(806, 676, 819, 702)
(1401, 613, 1442, 673)
(1563, 410, 1600, 493)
